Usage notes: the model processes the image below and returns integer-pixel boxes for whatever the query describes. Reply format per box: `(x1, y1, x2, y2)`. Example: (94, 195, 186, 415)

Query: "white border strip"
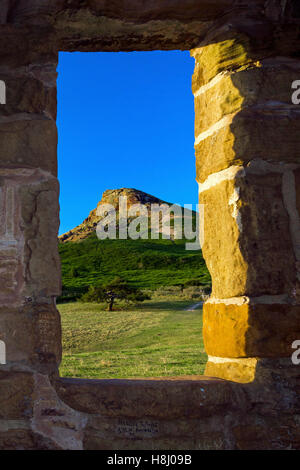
(195, 114, 234, 146)
(198, 166, 245, 194)
(194, 72, 228, 97)
(207, 356, 257, 364)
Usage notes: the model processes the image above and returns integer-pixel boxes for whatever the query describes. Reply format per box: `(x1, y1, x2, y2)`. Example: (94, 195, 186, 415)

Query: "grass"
(59, 299, 207, 379)
(58, 233, 211, 301)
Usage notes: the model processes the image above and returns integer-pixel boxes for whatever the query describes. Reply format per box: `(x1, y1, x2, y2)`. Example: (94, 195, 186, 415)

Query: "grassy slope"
(59, 300, 207, 379)
(59, 232, 211, 299)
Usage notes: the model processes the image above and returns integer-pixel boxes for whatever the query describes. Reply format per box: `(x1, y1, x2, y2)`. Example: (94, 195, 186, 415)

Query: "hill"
(58, 188, 211, 301)
(59, 188, 171, 243)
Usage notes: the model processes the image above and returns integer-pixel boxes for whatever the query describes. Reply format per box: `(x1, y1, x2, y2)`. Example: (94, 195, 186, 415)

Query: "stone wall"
(0, 0, 299, 450)
(192, 23, 300, 384)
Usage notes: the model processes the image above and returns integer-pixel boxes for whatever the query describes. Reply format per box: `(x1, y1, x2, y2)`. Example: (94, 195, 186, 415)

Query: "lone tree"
(82, 277, 149, 311)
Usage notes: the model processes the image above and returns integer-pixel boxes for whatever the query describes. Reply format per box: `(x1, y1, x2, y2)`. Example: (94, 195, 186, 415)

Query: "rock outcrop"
(59, 188, 170, 243)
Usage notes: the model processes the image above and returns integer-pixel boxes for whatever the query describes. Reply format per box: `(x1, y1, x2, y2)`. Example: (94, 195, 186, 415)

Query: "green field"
(58, 233, 211, 301)
(59, 299, 207, 379)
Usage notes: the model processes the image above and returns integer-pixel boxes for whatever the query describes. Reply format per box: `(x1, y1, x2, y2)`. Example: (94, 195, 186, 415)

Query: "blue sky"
(57, 51, 196, 235)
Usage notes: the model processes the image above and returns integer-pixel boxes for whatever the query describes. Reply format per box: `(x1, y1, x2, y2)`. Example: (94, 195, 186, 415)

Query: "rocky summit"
(59, 188, 171, 243)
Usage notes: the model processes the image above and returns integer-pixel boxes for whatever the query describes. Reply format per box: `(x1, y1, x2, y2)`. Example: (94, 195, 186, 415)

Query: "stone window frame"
(0, 0, 299, 450)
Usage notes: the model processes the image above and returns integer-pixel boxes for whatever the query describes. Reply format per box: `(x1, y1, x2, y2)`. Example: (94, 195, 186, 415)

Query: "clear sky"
(57, 51, 196, 235)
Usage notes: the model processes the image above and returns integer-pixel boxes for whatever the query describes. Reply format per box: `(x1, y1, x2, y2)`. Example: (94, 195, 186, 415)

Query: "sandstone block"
(56, 376, 236, 419)
(0, 74, 57, 119)
(19, 176, 61, 300)
(0, 26, 57, 68)
(204, 355, 300, 384)
(0, 371, 34, 419)
(295, 169, 300, 219)
(0, 303, 62, 372)
(203, 302, 300, 358)
(0, 427, 60, 450)
(191, 35, 256, 89)
(83, 433, 226, 451)
(0, 118, 57, 176)
(233, 415, 300, 450)
(0, 254, 19, 299)
(194, 63, 300, 137)
(0, 171, 61, 304)
(195, 109, 300, 182)
(205, 357, 258, 384)
(0, 178, 24, 305)
(199, 171, 296, 298)
(31, 373, 86, 450)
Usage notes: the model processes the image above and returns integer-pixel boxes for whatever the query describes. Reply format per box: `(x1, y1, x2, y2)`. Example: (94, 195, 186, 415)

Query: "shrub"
(81, 277, 150, 310)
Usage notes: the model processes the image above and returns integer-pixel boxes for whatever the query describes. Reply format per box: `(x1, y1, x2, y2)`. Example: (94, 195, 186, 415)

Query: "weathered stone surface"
(31, 374, 86, 450)
(1, 0, 298, 54)
(0, 303, 61, 372)
(194, 60, 300, 139)
(199, 169, 296, 298)
(296, 169, 300, 217)
(83, 433, 227, 450)
(192, 35, 257, 91)
(0, 176, 25, 306)
(2, 0, 266, 52)
(195, 109, 300, 183)
(205, 357, 258, 384)
(54, 4, 300, 54)
(8, 0, 235, 25)
(0, 247, 20, 301)
(203, 302, 300, 358)
(84, 414, 232, 450)
(56, 376, 248, 449)
(0, 170, 61, 305)
(0, 119, 57, 176)
(19, 175, 61, 300)
(233, 413, 300, 450)
(56, 376, 238, 418)
(192, 23, 300, 88)
(0, 74, 57, 120)
(192, 36, 300, 181)
(0, 26, 57, 67)
(241, 360, 300, 444)
(0, 371, 34, 419)
(232, 422, 280, 450)
(0, 424, 61, 450)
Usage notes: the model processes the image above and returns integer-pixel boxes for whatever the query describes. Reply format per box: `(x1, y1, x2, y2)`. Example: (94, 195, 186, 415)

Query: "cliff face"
(59, 188, 170, 243)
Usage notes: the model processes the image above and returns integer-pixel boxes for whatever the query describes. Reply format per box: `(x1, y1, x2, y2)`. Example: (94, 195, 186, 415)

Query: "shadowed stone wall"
(0, 0, 299, 450)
